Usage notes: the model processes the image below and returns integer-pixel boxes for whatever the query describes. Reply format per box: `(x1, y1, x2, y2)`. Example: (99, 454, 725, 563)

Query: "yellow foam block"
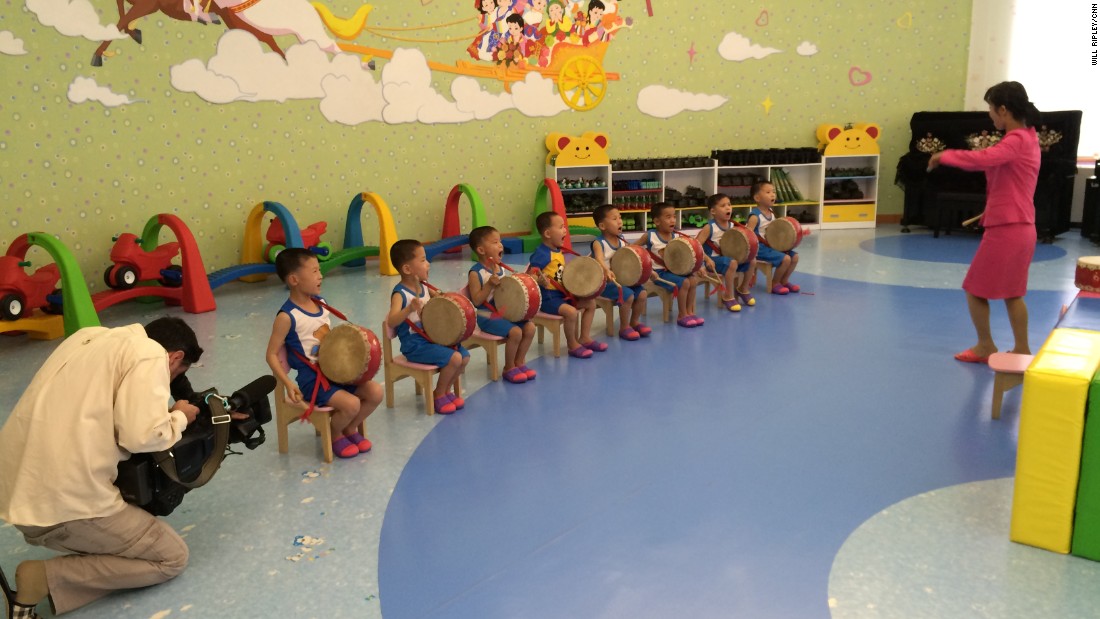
(1011, 328, 1100, 553)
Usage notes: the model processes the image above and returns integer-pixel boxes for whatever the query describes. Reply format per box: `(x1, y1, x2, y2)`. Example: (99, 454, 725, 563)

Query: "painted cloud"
(171, 32, 568, 125)
(0, 30, 27, 55)
(67, 76, 135, 107)
(718, 32, 780, 61)
(796, 41, 819, 56)
(637, 85, 727, 119)
(25, 0, 129, 42)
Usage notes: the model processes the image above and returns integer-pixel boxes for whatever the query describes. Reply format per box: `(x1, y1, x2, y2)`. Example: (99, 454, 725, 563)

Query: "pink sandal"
(503, 367, 528, 384)
(519, 365, 537, 380)
(784, 282, 800, 293)
(434, 396, 457, 414)
(584, 340, 609, 352)
(568, 346, 594, 359)
(332, 436, 359, 458)
(633, 323, 652, 337)
(619, 327, 640, 341)
(771, 284, 790, 295)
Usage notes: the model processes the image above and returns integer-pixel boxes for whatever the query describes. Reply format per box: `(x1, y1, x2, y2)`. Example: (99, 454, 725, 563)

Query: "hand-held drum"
(317, 323, 382, 385)
(421, 293, 476, 346)
(1076, 256, 1100, 292)
(610, 245, 653, 287)
(763, 217, 805, 253)
(561, 256, 607, 300)
(663, 237, 705, 276)
(719, 224, 759, 265)
(493, 274, 542, 322)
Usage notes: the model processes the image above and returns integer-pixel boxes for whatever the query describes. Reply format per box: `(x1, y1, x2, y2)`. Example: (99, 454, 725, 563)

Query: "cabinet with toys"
(816, 122, 882, 229)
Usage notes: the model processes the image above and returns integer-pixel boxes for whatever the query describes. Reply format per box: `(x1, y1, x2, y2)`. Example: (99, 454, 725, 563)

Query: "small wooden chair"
(643, 282, 673, 323)
(532, 312, 566, 357)
(594, 296, 616, 336)
(381, 320, 460, 415)
(754, 260, 774, 291)
(458, 285, 505, 381)
(273, 346, 364, 464)
(989, 352, 1033, 420)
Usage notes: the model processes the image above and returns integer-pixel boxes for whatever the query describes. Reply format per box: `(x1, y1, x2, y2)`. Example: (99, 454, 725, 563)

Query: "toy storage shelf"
(820, 154, 879, 229)
(548, 164, 611, 233)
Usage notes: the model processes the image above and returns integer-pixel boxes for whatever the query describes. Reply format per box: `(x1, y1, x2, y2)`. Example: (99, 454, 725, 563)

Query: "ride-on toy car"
(264, 219, 332, 263)
(0, 256, 61, 320)
(103, 233, 182, 290)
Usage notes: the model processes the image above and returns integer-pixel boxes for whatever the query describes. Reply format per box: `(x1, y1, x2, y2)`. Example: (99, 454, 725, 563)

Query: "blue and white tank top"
(392, 282, 430, 338)
(704, 219, 732, 256)
(280, 298, 331, 369)
(751, 208, 776, 236)
(591, 236, 624, 269)
(469, 263, 505, 306)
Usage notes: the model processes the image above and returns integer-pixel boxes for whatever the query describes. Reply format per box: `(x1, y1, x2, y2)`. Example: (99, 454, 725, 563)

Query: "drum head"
(422, 294, 475, 346)
(765, 218, 798, 252)
(317, 323, 369, 385)
(1076, 256, 1100, 291)
(664, 237, 702, 276)
(611, 247, 643, 286)
(562, 256, 607, 299)
(719, 230, 750, 263)
(494, 275, 541, 322)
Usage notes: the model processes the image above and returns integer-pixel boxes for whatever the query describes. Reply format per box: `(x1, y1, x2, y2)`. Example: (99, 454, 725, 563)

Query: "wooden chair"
(643, 282, 673, 323)
(594, 296, 616, 336)
(532, 312, 566, 357)
(989, 352, 1033, 420)
(754, 260, 774, 292)
(458, 285, 505, 381)
(381, 320, 460, 415)
(273, 346, 364, 464)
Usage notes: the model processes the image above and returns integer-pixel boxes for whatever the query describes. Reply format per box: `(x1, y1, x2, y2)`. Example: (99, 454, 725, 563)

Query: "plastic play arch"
(6, 232, 99, 335)
(140, 214, 216, 313)
(240, 202, 305, 283)
(441, 183, 488, 240)
(324, 192, 399, 276)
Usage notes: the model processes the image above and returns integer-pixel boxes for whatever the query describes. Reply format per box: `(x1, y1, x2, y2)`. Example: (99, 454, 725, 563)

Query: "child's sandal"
(633, 323, 652, 337)
(568, 346, 594, 359)
(619, 327, 640, 341)
(503, 367, 528, 384)
(434, 396, 457, 414)
(346, 432, 372, 453)
(723, 298, 742, 312)
(736, 291, 756, 306)
(584, 340, 609, 352)
(771, 284, 789, 295)
(784, 282, 800, 293)
(519, 365, 537, 380)
(676, 316, 697, 328)
(332, 436, 359, 458)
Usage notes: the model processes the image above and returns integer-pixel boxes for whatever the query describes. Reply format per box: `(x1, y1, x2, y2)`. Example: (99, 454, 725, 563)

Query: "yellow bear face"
(816, 123, 881, 155)
(546, 131, 611, 166)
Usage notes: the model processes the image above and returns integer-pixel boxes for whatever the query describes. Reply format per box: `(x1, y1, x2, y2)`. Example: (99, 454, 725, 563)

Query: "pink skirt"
(962, 222, 1035, 299)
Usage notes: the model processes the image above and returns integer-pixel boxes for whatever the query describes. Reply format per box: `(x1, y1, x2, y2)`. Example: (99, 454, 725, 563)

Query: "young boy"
(527, 211, 601, 358)
(265, 248, 382, 459)
(634, 202, 704, 327)
(467, 226, 537, 383)
(590, 204, 650, 340)
(746, 181, 801, 294)
(385, 239, 470, 414)
(696, 193, 755, 310)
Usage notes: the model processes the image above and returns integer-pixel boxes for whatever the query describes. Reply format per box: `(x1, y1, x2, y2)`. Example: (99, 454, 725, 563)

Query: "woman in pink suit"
(928, 81, 1042, 363)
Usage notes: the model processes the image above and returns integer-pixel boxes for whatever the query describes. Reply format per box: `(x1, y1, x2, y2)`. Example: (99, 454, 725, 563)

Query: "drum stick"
(962, 212, 984, 227)
(654, 276, 678, 289)
(492, 257, 517, 273)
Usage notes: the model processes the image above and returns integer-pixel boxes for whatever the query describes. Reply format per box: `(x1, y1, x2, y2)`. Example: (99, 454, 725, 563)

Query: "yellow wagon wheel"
(557, 54, 607, 111)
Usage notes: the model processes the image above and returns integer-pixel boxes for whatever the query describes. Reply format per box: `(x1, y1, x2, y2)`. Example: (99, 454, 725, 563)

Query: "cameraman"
(0, 317, 202, 618)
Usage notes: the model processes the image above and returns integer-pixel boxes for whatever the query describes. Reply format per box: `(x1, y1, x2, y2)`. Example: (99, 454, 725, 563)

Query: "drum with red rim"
(493, 273, 542, 322)
(317, 323, 382, 385)
(1076, 256, 1100, 292)
(561, 256, 607, 300)
(610, 245, 653, 287)
(663, 237, 705, 276)
(764, 216, 806, 253)
(719, 223, 759, 265)
(421, 293, 476, 346)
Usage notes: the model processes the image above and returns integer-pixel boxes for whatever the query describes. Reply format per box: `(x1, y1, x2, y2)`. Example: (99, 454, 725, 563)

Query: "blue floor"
(1, 226, 1099, 619)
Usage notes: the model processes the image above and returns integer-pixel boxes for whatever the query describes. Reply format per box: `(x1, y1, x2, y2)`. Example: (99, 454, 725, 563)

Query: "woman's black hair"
(983, 81, 1040, 128)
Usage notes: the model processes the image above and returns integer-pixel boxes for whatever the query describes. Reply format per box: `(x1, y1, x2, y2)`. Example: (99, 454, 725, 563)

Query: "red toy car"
(264, 219, 332, 263)
(104, 233, 182, 290)
(0, 257, 61, 320)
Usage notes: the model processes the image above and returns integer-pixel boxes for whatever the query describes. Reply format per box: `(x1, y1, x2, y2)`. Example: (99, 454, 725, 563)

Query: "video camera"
(115, 375, 276, 516)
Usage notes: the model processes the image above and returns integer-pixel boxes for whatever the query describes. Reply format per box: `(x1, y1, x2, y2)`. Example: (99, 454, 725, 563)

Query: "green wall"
(0, 1, 971, 288)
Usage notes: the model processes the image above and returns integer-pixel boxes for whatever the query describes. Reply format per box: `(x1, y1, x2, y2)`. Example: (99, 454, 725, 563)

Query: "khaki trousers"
(16, 504, 188, 614)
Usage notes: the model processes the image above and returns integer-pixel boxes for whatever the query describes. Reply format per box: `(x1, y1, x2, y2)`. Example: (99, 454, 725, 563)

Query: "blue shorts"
(399, 332, 470, 368)
(476, 312, 527, 338)
(296, 366, 355, 406)
(757, 245, 796, 268)
(540, 288, 574, 315)
(710, 254, 754, 274)
(600, 283, 642, 305)
(653, 270, 688, 292)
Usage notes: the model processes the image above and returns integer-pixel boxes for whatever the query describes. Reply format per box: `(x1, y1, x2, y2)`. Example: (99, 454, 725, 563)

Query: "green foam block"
(1071, 370, 1100, 561)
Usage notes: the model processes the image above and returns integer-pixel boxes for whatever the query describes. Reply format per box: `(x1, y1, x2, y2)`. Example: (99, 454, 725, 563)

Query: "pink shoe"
(332, 436, 359, 458)
(434, 396, 457, 414)
(619, 327, 640, 341)
(519, 365, 537, 380)
(771, 284, 789, 295)
(568, 346, 594, 359)
(584, 340, 609, 352)
(446, 392, 465, 409)
(688, 315, 705, 326)
(633, 323, 652, 337)
(784, 282, 800, 293)
(676, 316, 697, 328)
(503, 367, 528, 384)
(346, 432, 372, 453)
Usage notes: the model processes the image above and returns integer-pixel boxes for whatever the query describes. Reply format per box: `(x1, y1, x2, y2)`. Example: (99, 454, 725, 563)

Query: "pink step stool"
(989, 352, 1034, 420)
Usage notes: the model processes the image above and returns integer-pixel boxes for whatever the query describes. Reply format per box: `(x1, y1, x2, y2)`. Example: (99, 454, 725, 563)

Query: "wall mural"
(7, 0, 640, 123)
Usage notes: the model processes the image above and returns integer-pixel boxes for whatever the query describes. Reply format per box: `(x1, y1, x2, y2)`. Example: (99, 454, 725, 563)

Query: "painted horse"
(92, 0, 372, 66)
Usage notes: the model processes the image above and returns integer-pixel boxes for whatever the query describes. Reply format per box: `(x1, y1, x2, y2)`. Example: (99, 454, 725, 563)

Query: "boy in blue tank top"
(467, 226, 537, 384)
(385, 240, 470, 415)
(633, 202, 704, 328)
(695, 193, 755, 310)
(527, 211, 601, 359)
(590, 204, 650, 340)
(747, 181, 800, 295)
(265, 248, 382, 459)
